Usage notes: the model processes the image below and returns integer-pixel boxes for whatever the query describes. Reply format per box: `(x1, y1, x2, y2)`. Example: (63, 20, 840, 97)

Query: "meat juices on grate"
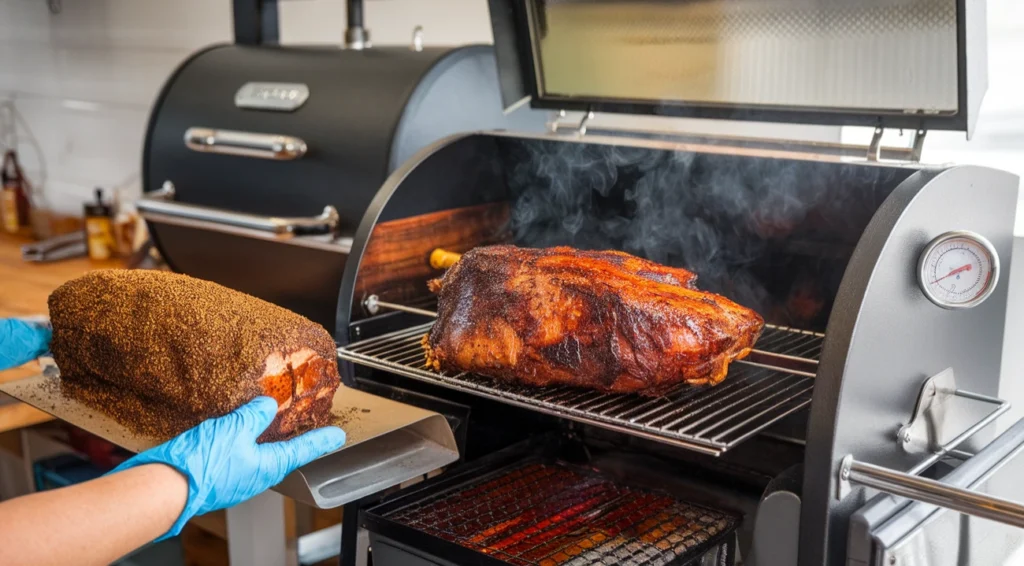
(424, 245, 764, 396)
(48, 269, 340, 442)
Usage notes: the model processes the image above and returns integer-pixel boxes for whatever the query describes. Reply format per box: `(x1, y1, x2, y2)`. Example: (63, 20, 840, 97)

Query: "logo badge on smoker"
(235, 82, 310, 112)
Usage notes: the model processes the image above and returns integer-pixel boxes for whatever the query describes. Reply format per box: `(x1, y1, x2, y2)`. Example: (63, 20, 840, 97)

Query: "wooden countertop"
(0, 232, 122, 433)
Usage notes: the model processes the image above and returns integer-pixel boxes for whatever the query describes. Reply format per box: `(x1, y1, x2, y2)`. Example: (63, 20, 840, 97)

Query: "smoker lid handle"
(137, 181, 341, 236)
(184, 127, 307, 161)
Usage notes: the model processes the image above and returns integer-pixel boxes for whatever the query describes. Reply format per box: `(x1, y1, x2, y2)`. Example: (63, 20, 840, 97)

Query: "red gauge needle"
(932, 264, 972, 284)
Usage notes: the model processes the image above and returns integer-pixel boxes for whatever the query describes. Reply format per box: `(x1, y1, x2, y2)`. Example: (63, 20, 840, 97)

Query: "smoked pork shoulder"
(424, 246, 764, 396)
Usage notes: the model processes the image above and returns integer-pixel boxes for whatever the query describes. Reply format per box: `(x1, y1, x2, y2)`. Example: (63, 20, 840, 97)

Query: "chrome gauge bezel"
(917, 230, 1000, 310)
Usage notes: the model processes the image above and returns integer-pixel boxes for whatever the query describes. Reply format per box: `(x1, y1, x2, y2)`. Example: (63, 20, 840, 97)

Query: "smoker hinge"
(548, 115, 929, 164)
(910, 129, 928, 163)
(868, 128, 927, 163)
(410, 26, 424, 52)
(548, 109, 595, 136)
(577, 109, 594, 136)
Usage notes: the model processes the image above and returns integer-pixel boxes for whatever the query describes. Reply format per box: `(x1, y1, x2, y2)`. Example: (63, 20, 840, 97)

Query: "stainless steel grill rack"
(338, 323, 823, 456)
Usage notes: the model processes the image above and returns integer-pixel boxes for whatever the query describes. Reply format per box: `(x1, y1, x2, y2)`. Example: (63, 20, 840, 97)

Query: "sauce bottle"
(84, 188, 114, 261)
(1, 150, 30, 234)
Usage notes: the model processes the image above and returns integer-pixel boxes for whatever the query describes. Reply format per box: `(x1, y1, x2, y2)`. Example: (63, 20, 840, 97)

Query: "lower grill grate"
(339, 323, 822, 456)
(376, 459, 738, 566)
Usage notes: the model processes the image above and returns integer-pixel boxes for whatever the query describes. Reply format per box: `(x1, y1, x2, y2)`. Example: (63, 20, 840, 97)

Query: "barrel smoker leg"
(339, 496, 371, 566)
(226, 490, 289, 566)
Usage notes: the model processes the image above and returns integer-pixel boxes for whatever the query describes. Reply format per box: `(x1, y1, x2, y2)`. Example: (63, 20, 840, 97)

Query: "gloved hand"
(110, 396, 346, 540)
(0, 318, 51, 371)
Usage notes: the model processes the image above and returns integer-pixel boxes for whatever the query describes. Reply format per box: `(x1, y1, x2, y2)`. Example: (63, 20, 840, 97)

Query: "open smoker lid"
(489, 0, 988, 137)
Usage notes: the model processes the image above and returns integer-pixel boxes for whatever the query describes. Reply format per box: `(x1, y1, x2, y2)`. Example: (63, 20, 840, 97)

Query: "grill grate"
(378, 459, 739, 566)
(339, 323, 823, 456)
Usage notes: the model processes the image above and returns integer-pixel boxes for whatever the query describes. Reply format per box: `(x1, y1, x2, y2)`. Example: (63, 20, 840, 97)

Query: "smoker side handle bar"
(184, 127, 307, 160)
(840, 411, 1024, 530)
(845, 446, 1024, 529)
(137, 181, 341, 237)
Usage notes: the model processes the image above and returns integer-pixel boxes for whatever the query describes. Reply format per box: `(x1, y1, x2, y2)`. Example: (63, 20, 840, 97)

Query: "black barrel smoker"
(136, 0, 547, 331)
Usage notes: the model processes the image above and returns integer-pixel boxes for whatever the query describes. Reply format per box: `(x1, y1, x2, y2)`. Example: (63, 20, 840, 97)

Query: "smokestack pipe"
(345, 0, 370, 50)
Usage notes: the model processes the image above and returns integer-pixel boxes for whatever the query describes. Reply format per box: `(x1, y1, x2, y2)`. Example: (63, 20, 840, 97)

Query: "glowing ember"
(384, 461, 738, 566)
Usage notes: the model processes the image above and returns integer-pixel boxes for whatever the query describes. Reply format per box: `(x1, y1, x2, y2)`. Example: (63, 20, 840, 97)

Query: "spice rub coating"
(425, 246, 764, 396)
(48, 270, 339, 442)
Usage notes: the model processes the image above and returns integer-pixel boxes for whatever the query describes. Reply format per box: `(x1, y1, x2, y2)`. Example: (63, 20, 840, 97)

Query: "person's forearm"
(0, 463, 188, 566)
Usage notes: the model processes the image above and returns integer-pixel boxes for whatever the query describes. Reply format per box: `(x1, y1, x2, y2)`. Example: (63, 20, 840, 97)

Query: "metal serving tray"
(0, 366, 458, 509)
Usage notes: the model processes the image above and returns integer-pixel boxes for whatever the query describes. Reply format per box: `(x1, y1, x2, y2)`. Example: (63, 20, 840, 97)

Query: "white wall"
(2, 0, 1023, 219)
(841, 0, 1024, 233)
(279, 0, 493, 46)
(0, 0, 230, 215)
(0, 0, 494, 217)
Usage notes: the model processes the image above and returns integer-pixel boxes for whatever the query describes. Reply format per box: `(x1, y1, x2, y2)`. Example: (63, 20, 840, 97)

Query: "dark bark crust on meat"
(425, 246, 764, 396)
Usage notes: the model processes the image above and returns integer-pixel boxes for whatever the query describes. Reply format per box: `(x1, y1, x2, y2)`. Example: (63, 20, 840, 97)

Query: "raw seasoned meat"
(48, 270, 339, 441)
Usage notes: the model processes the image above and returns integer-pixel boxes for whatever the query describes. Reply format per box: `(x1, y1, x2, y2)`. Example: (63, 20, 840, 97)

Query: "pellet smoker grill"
(105, 0, 1024, 565)
(332, 1, 1024, 565)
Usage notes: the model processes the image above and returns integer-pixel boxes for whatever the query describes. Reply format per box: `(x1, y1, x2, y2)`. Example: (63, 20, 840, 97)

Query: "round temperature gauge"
(918, 231, 1000, 310)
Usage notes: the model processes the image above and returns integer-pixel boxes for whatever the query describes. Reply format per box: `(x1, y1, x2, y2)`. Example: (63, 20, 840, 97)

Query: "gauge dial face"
(918, 231, 1000, 310)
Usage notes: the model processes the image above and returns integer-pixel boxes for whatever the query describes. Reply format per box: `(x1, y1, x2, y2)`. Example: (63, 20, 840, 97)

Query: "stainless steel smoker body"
(335, 130, 1021, 566)
(325, 1, 1024, 565)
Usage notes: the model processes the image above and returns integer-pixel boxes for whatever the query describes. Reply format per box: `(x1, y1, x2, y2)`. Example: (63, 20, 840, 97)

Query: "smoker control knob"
(917, 231, 1000, 310)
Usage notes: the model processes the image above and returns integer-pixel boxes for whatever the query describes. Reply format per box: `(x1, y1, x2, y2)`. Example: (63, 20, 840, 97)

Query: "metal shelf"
(339, 323, 822, 456)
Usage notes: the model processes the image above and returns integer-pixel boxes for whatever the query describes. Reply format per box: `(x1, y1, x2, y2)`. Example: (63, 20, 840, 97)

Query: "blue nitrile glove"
(0, 318, 52, 371)
(110, 396, 346, 540)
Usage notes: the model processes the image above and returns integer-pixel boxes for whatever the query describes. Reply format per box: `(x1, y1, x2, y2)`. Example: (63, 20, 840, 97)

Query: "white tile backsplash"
(0, 0, 231, 51)
(0, 0, 229, 215)
(0, 43, 186, 108)
(12, 94, 147, 181)
(0, 0, 502, 216)
(279, 0, 494, 46)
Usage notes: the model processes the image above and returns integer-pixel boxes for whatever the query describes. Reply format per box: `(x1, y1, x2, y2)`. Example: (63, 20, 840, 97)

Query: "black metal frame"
(488, 0, 982, 134)
(233, 0, 280, 46)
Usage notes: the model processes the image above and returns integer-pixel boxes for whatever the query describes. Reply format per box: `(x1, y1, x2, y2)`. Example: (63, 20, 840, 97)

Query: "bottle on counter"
(84, 188, 115, 261)
(1, 150, 31, 234)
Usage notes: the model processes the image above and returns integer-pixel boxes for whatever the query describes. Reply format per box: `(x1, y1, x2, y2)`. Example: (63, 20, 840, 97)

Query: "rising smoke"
(499, 137, 903, 327)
